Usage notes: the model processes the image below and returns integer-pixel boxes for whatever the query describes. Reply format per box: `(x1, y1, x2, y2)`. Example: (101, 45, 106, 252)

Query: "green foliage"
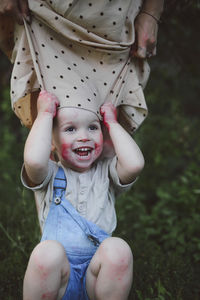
(0, 2, 200, 299)
(0, 83, 40, 299)
(115, 3, 200, 298)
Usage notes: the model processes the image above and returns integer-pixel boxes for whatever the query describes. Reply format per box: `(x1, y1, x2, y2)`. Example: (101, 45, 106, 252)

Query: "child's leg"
(86, 237, 133, 300)
(23, 240, 70, 300)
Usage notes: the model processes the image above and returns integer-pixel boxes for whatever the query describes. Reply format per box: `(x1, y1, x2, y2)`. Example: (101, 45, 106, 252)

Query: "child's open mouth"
(74, 147, 92, 157)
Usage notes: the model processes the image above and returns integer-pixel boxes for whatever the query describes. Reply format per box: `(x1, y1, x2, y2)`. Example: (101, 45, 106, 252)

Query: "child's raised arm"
(100, 102, 145, 185)
(24, 90, 59, 186)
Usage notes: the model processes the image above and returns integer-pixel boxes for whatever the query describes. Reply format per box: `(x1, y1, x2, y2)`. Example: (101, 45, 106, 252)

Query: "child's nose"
(77, 129, 90, 142)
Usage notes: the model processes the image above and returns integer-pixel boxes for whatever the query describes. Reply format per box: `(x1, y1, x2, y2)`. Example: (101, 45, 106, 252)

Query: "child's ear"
(51, 136, 57, 151)
(50, 142, 58, 161)
(51, 143, 56, 152)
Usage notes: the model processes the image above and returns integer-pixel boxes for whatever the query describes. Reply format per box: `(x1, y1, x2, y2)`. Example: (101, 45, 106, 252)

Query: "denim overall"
(41, 167, 110, 300)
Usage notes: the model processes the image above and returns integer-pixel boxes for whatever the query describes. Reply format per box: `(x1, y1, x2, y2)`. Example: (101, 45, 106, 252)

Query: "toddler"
(22, 90, 144, 300)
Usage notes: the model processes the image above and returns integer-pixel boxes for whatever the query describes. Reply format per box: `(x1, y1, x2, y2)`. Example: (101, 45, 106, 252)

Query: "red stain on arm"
(100, 102, 117, 131)
(38, 90, 59, 117)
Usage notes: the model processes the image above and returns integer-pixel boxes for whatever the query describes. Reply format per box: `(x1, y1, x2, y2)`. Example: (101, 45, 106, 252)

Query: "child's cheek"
(94, 133, 103, 157)
(61, 143, 71, 160)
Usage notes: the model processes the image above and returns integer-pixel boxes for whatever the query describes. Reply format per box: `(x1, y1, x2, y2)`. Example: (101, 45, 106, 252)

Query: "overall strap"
(53, 167, 67, 204)
(52, 167, 101, 246)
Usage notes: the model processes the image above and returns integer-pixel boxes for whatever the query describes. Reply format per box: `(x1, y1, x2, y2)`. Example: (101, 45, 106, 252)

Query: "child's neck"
(59, 160, 93, 174)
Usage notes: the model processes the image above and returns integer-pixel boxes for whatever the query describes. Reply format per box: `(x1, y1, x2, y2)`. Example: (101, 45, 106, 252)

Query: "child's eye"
(89, 124, 98, 131)
(65, 126, 75, 132)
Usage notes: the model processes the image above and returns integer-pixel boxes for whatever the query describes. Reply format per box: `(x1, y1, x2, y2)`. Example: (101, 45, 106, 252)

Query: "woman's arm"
(0, 0, 30, 24)
(141, 0, 164, 19)
(100, 103, 144, 185)
(24, 91, 59, 186)
(132, 0, 164, 58)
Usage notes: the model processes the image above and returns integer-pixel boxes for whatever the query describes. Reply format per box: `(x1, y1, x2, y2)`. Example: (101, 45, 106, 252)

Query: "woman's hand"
(131, 12, 159, 59)
(0, 0, 30, 24)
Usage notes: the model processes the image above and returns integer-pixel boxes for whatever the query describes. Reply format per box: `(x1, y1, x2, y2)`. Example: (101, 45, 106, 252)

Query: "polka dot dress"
(1, 0, 149, 133)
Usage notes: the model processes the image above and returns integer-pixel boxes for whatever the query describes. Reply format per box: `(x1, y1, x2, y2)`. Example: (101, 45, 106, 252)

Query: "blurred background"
(0, 1, 200, 299)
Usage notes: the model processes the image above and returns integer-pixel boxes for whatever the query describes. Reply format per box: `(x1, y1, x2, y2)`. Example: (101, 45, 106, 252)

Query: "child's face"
(53, 107, 103, 172)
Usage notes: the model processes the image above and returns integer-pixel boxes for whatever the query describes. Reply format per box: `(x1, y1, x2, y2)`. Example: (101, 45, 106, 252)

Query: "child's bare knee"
(100, 237, 133, 272)
(29, 240, 69, 275)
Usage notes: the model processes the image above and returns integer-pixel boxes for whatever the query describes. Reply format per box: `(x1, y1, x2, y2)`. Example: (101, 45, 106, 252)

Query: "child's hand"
(100, 102, 117, 130)
(37, 90, 59, 118)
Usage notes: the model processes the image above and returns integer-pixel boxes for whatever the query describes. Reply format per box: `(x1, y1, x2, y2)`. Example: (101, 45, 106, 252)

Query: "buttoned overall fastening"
(41, 167, 109, 300)
(54, 196, 61, 205)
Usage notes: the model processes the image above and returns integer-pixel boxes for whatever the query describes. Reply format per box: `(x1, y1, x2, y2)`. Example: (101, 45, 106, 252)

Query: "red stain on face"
(61, 143, 70, 161)
(60, 132, 103, 172)
(94, 132, 103, 157)
(53, 107, 104, 172)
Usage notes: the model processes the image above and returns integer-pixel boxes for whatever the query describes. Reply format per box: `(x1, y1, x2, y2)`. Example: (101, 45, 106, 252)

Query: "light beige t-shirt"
(0, 0, 149, 132)
(21, 157, 134, 235)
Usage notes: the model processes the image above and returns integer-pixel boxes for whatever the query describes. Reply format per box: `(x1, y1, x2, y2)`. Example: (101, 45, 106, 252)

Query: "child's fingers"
(101, 102, 113, 111)
(55, 99, 60, 107)
(39, 91, 59, 103)
(102, 102, 116, 114)
(100, 103, 117, 128)
(100, 106, 105, 115)
(37, 91, 59, 117)
(39, 89, 47, 95)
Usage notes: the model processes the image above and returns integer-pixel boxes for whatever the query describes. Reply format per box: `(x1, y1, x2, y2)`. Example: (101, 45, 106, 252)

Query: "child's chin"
(69, 159, 93, 172)
(72, 164, 92, 173)
(75, 161, 92, 170)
